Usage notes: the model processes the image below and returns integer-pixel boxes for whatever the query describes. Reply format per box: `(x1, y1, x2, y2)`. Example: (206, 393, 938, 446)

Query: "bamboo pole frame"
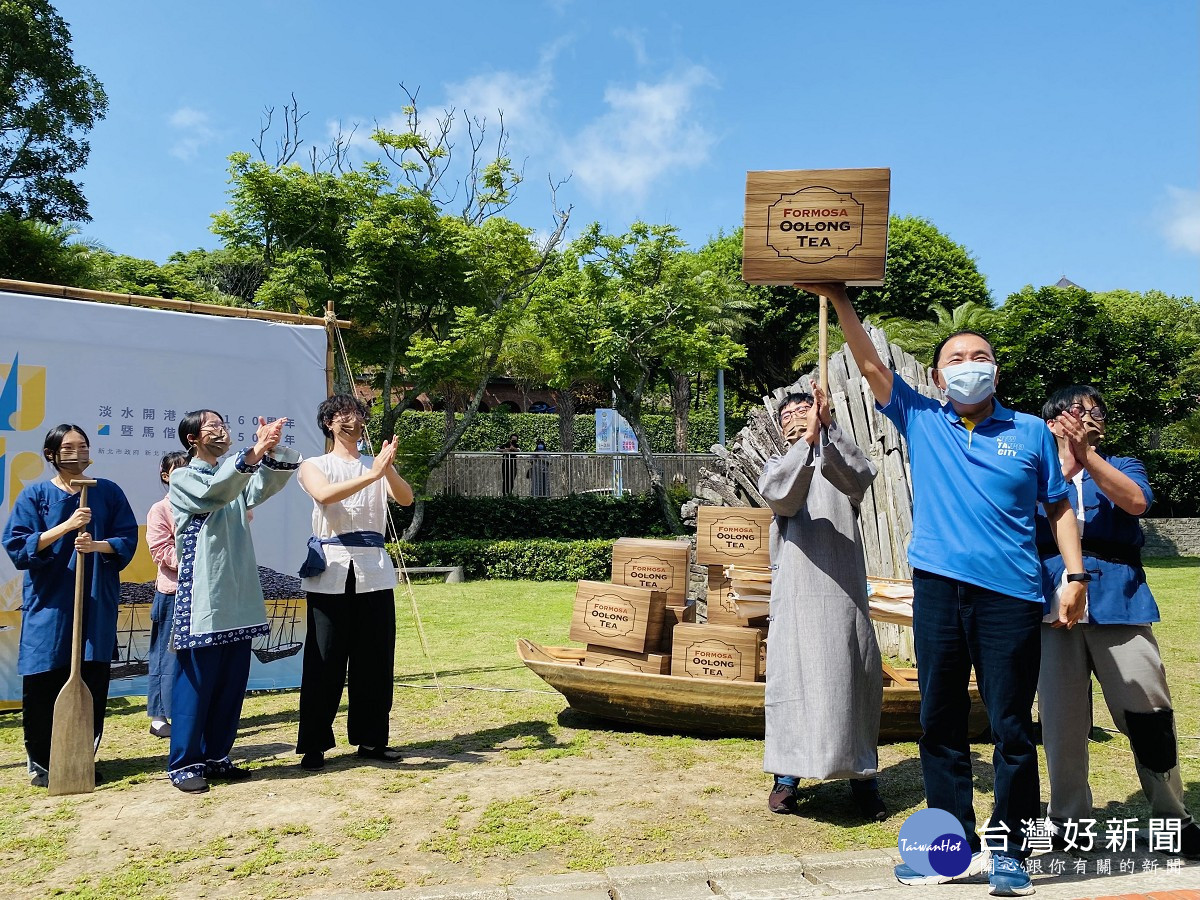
(0, 278, 350, 328)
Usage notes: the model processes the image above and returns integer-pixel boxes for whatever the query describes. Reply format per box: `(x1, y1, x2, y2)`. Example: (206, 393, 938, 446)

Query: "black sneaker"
(205, 759, 252, 781)
(300, 751, 325, 771)
(1178, 821, 1200, 860)
(207, 765, 251, 781)
(30, 772, 48, 789)
(768, 781, 799, 814)
(849, 779, 888, 822)
(174, 775, 209, 794)
(356, 746, 402, 762)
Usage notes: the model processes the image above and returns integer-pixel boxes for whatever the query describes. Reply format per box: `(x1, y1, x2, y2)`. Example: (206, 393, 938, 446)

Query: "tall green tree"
(0, 0, 107, 221)
(0, 214, 97, 283)
(875, 300, 1003, 365)
(531, 252, 602, 453)
(852, 216, 991, 319)
(993, 285, 1196, 452)
(559, 222, 744, 531)
(211, 93, 569, 538)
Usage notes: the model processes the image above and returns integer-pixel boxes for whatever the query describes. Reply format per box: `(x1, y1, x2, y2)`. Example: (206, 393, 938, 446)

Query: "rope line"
(328, 317, 447, 704)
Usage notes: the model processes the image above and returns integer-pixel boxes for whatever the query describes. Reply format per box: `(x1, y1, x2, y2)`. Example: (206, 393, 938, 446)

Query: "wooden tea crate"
(705, 564, 745, 626)
(670, 623, 766, 682)
(695, 506, 774, 568)
(611, 538, 691, 606)
(659, 603, 697, 653)
(569, 581, 666, 653)
(584, 646, 672, 675)
(742, 167, 891, 286)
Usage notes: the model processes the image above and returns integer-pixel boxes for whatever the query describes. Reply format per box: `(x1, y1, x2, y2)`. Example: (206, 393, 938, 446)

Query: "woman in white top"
(295, 395, 413, 771)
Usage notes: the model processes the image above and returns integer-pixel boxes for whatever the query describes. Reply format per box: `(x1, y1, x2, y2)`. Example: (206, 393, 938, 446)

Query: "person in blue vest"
(809, 282, 1088, 898)
(1035, 385, 1199, 860)
(2, 424, 138, 788)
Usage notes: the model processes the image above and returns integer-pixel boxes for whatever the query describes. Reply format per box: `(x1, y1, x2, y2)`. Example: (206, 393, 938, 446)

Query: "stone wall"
(1142, 518, 1200, 558)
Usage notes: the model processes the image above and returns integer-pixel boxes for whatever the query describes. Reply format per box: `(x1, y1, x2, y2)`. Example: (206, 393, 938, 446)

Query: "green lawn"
(0, 559, 1195, 897)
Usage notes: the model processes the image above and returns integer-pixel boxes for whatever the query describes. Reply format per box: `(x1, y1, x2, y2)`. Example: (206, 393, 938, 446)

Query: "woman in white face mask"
(1, 424, 139, 788)
(295, 394, 413, 772)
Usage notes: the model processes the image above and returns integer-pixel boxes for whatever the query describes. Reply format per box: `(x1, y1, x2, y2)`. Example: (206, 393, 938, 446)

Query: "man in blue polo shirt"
(803, 283, 1088, 898)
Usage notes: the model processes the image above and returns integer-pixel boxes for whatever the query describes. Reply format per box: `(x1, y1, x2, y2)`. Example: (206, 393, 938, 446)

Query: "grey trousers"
(1038, 622, 1191, 824)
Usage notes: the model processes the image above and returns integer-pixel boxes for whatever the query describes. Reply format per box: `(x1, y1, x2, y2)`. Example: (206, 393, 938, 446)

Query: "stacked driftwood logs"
(681, 330, 940, 664)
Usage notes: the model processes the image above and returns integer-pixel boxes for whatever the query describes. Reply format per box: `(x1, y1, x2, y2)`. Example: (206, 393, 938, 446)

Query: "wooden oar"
(49, 478, 97, 796)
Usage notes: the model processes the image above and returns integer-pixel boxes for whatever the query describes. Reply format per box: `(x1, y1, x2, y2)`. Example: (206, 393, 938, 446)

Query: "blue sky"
(56, 0, 1198, 303)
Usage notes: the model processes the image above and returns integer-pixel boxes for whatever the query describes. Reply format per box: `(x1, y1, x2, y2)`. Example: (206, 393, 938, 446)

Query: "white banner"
(0, 291, 328, 701)
(594, 408, 638, 454)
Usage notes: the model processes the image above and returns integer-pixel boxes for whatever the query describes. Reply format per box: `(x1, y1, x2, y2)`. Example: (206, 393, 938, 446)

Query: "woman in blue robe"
(1, 424, 138, 788)
(166, 410, 299, 793)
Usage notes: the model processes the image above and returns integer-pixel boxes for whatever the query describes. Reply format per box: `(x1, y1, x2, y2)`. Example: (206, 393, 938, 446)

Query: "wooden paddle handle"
(818, 292, 829, 394)
(69, 483, 88, 681)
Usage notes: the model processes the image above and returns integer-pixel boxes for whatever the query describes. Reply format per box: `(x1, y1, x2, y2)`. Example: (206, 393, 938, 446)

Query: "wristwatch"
(1066, 572, 1092, 584)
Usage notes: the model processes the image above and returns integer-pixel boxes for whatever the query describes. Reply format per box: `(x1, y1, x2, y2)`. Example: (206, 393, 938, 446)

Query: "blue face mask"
(940, 361, 996, 405)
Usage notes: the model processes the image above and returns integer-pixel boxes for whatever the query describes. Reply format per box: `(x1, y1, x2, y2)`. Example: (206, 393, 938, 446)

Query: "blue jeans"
(912, 569, 1042, 860)
(147, 590, 176, 720)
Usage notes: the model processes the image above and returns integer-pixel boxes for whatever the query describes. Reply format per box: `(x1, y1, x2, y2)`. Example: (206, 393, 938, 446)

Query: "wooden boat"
(517, 639, 990, 742)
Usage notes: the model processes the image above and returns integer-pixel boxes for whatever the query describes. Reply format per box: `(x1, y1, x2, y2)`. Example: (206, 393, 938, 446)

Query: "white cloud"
(442, 40, 565, 143)
(613, 27, 650, 67)
(562, 65, 718, 201)
(1161, 186, 1200, 255)
(168, 106, 219, 162)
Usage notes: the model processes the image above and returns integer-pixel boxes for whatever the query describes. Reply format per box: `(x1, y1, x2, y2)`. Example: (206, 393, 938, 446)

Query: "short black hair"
(931, 330, 995, 368)
(1042, 385, 1107, 422)
(777, 392, 814, 426)
(42, 424, 89, 468)
(316, 394, 368, 440)
(159, 450, 190, 482)
(178, 409, 223, 455)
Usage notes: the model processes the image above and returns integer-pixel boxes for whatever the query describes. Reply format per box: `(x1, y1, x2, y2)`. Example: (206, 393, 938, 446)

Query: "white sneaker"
(894, 850, 990, 885)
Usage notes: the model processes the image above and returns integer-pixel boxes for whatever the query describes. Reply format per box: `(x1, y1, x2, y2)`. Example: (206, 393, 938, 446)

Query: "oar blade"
(48, 677, 95, 796)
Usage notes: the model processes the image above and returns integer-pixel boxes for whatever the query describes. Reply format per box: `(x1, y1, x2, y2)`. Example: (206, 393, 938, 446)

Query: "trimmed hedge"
(389, 539, 614, 581)
(1143, 450, 1200, 518)
(389, 492, 677, 540)
(381, 409, 735, 454)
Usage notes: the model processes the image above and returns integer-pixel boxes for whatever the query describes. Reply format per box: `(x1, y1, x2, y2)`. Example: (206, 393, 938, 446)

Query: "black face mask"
(195, 435, 231, 458)
(53, 454, 92, 476)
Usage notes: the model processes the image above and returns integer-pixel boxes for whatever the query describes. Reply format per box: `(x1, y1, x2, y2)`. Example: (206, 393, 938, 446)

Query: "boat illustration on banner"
(113, 581, 154, 681)
(253, 594, 303, 664)
(112, 566, 305, 676)
(112, 598, 151, 680)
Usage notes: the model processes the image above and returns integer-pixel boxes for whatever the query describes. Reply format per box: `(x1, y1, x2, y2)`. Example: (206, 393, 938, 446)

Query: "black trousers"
(23, 662, 112, 774)
(296, 568, 396, 753)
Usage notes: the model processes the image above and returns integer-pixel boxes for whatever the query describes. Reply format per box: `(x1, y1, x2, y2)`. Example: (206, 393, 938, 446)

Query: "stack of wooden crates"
(568, 538, 692, 674)
(567, 505, 777, 683)
(686, 505, 776, 682)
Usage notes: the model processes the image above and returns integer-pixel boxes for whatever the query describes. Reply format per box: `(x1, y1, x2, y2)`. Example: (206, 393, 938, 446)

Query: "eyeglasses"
(1066, 404, 1107, 422)
(201, 423, 231, 436)
(779, 406, 811, 424)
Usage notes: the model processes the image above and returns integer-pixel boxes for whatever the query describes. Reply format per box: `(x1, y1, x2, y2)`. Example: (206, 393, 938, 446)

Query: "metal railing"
(425, 452, 717, 498)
